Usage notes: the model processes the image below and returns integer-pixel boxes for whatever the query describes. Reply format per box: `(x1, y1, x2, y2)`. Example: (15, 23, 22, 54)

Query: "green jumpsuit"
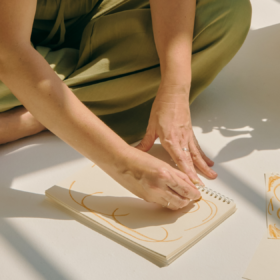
(0, 0, 251, 143)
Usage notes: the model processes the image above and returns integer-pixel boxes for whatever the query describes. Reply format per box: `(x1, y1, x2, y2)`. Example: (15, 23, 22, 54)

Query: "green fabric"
(0, 0, 251, 143)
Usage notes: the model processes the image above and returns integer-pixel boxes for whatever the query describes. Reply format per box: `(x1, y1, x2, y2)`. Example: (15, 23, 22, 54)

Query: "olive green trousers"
(0, 0, 251, 143)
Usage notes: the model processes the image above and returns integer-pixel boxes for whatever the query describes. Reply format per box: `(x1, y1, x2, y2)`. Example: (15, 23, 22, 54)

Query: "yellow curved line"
(69, 181, 182, 243)
(273, 183, 280, 202)
(202, 200, 213, 222)
(69, 181, 79, 203)
(269, 224, 277, 238)
(111, 208, 172, 242)
(274, 223, 280, 235)
(82, 193, 129, 217)
(269, 224, 280, 239)
(69, 181, 128, 217)
(277, 208, 280, 220)
(268, 176, 280, 192)
(82, 197, 181, 243)
(183, 202, 200, 214)
(184, 199, 217, 231)
(268, 197, 274, 215)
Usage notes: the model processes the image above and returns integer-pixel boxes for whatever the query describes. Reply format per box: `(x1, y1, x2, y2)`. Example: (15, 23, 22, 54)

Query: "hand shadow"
(0, 133, 190, 221)
(191, 23, 280, 164)
(52, 187, 196, 229)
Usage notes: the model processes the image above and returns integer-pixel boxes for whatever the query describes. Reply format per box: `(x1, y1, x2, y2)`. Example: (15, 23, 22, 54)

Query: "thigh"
(0, 0, 251, 143)
(63, 4, 159, 143)
(62, 0, 251, 142)
(190, 0, 251, 102)
(65, 8, 160, 115)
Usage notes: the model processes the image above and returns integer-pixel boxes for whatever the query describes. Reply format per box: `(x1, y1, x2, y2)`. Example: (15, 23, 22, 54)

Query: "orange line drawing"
(202, 200, 213, 222)
(69, 181, 182, 243)
(109, 207, 172, 242)
(183, 202, 200, 214)
(277, 208, 280, 220)
(184, 199, 218, 231)
(268, 224, 280, 239)
(69, 181, 128, 217)
(82, 195, 179, 242)
(68, 165, 219, 242)
(273, 184, 280, 202)
(268, 197, 274, 216)
(268, 175, 280, 192)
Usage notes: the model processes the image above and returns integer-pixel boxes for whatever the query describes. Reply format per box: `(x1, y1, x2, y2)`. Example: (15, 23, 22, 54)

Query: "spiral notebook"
(45, 146, 236, 266)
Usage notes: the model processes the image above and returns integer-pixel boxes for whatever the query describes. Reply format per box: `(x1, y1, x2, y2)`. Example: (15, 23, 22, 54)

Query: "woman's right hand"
(114, 146, 201, 210)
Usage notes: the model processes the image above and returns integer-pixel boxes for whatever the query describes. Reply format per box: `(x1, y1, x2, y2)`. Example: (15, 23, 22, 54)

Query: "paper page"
(243, 233, 280, 280)
(46, 163, 236, 258)
(265, 173, 280, 239)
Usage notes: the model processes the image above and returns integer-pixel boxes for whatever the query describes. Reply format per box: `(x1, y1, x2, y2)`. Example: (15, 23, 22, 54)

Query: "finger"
(135, 131, 155, 152)
(165, 171, 201, 200)
(162, 139, 202, 184)
(161, 199, 179, 211)
(174, 168, 203, 189)
(189, 141, 217, 179)
(193, 136, 214, 167)
(145, 187, 185, 210)
(167, 202, 180, 211)
(165, 187, 191, 210)
(160, 188, 190, 210)
(158, 196, 179, 211)
(182, 148, 205, 186)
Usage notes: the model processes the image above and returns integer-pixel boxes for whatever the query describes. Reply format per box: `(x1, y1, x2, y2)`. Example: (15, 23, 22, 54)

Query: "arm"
(150, 0, 195, 87)
(0, 0, 200, 210)
(137, 0, 217, 182)
(0, 1, 128, 173)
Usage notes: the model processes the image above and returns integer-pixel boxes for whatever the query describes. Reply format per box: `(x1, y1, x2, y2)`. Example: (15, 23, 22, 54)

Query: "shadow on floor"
(0, 23, 279, 278)
(190, 24, 280, 216)
(191, 24, 280, 164)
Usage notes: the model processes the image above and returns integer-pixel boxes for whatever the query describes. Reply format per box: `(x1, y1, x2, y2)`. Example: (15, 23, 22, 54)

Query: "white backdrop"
(0, 1, 280, 279)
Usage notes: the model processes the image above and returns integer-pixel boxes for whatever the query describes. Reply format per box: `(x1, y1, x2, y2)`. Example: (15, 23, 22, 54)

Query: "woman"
(0, 0, 251, 210)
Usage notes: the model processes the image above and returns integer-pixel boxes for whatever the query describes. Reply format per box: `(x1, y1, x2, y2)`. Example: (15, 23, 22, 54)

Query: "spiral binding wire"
(195, 185, 233, 204)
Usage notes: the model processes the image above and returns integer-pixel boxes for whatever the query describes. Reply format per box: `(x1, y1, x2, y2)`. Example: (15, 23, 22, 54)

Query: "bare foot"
(0, 107, 46, 145)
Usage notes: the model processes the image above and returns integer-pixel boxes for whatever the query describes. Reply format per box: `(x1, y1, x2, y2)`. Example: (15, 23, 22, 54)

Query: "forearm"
(0, 44, 130, 172)
(149, 0, 196, 90)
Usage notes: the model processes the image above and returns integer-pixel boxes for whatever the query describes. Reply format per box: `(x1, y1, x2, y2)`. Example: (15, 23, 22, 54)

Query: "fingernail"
(194, 195, 202, 202)
(193, 181, 204, 187)
(192, 179, 203, 185)
(211, 170, 217, 176)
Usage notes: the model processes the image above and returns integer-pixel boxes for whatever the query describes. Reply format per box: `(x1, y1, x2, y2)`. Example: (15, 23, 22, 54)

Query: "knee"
(227, 0, 252, 46)
(194, 0, 251, 47)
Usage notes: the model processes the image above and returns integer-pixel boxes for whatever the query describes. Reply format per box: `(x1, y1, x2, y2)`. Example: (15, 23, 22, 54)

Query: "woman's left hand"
(136, 84, 217, 185)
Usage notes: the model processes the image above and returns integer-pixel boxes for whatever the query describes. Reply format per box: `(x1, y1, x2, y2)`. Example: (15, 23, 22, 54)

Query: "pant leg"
(0, 46, 79, 112)
(65, 0, 251, 143)
(190, 0, 252, 102)
(0, 0, 251, 144)
(64, 7, 159, 143)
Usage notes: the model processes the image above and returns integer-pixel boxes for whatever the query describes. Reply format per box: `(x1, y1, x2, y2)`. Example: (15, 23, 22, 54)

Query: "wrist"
(156, 83, 191, 104)
(159, 56, 192, 88)
(111, 144, 139, 175)
(160, 70, 191, 92)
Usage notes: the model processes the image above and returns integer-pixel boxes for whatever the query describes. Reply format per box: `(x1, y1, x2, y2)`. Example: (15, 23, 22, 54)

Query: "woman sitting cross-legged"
(0, 0, 251, 210)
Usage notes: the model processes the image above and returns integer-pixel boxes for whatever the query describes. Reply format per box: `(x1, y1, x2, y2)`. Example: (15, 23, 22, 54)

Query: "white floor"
(1, 1, 280, 279)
